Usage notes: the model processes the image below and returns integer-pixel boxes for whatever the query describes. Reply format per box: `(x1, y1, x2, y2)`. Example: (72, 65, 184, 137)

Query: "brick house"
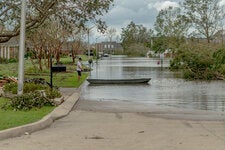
(95, 41, 123, 54)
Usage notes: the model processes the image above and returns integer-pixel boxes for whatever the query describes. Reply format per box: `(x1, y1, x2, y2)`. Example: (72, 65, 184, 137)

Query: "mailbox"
(51, 65, 66, 72)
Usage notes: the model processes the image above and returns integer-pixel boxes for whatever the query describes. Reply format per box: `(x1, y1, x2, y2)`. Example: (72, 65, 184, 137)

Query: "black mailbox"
(51, 65, 66, 72)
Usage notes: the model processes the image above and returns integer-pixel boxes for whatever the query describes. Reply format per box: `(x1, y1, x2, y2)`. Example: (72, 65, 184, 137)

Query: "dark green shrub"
(183, 70, 195, 80)
(45, 88, 62, 99)
(221, 64, 225, 74)
(3, 81, 61, 110)
(8, 91, 55, 111)
(0, 57, 8, 64)
(3, 82, 17, 94)
(23, 83, 47, 93)
(170, 44, 216, 80)
(8, 58, 18, 63)
(3, 82, 47, 94)
(213, 48, 225, 70)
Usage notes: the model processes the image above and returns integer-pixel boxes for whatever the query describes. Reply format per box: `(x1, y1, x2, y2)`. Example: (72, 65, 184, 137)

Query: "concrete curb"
(0, 91, 80, 141)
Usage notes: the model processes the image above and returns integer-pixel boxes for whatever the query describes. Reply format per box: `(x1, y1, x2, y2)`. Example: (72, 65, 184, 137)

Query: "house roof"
(0, 36, 19, 46)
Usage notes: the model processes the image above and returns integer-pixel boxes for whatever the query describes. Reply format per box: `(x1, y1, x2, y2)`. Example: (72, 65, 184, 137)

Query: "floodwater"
(80, 56, 225, 112)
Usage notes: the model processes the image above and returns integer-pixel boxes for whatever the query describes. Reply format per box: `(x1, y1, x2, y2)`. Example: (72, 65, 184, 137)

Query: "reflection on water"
(81, 56, 225, 112)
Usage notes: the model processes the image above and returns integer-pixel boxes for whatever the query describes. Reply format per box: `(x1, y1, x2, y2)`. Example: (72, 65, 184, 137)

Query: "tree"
(183, 0, 225, 43)
(27, 18, 72, 70)
(155, 6, 189, 38)
(69, 31, 85, 63)
(106, 27, 116, 42)
(26, 26, 48, 71)
(154, 6, 189, 53)
(0, 0, 114, 43)
(121, 21, 153, 53)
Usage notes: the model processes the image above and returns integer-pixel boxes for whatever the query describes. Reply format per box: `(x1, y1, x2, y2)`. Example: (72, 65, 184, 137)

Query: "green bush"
(8, 58, 18, 63)
(3, 82, 17, 94)
(3, 82, 47, 94)
(183, 70, 195, 79)
(0, 58, 17, 64)
(6, 91, 55, 111)
(0, 57, 8, 64)
(170, 44, 216, 80)
(2, 82, 61, 110)
(213, 48, 225, 70)
(45, 88, 62, 99)
(220, 64, 225, 74)
(23, 83, 47, 93)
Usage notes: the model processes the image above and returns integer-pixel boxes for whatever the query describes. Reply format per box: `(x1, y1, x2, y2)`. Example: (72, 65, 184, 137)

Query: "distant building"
(95, 41, 123, 54)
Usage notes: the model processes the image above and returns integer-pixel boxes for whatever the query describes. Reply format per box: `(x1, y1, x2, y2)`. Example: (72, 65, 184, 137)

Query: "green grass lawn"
(0, 56, 89, 131)
(26, 72, 89, 88)
(0, 97, 55, 130)
(25, 72, 89, 88)
(0, 56, 90, 88)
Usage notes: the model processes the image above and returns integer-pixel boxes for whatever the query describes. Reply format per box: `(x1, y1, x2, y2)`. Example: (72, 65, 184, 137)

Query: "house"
(0, 37, 19, 59)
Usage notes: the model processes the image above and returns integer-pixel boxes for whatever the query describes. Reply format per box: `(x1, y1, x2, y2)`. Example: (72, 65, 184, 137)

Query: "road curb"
(0, 91, 80, 141)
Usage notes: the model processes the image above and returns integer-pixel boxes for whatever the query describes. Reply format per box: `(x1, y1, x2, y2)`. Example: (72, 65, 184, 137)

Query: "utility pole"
(87, 26, 95, 59)
(87, 29, 90, 59)
(17, 0, 26, 95)
(95, 36, 101, 63)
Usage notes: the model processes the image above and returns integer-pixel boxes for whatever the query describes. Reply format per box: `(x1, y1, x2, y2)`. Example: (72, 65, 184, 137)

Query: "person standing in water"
(76, 57, 82, 81)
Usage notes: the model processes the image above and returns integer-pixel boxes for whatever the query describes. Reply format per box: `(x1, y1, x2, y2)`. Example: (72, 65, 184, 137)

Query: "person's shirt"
(77, 61, 82, 71)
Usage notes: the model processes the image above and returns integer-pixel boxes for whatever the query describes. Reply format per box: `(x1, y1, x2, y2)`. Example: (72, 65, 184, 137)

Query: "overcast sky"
(91, 0, 225, 43)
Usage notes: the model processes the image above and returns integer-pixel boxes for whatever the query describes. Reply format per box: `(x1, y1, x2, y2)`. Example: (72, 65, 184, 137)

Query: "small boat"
(86, 78, 151, 84)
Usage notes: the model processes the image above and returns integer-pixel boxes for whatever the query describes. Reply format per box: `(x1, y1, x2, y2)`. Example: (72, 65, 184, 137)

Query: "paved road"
(0, 88, 225, 150)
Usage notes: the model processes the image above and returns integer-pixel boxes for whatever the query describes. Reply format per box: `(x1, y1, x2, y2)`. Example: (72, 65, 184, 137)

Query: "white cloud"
(90, 0, 182, 43)
(102, 0, 157, 29)
(148, 1, 180, 11)
(219, 0, 225, 6)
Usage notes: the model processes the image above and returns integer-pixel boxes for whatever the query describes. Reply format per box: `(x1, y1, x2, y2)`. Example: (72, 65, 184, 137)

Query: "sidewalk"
(0, 88, 80, 141)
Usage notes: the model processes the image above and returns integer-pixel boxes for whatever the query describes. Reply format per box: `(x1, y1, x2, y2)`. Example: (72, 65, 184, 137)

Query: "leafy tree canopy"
(121, 21, 153, 50)
(183, 0, 225, 43)
(0, 0, 114, 43)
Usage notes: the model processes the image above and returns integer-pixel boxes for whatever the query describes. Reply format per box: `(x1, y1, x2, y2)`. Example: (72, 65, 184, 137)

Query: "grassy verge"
(0, 97, 55, 130)
(0, 72, 88, 131)
(26, 72, 89, 88)
(0, 56, 90, 131)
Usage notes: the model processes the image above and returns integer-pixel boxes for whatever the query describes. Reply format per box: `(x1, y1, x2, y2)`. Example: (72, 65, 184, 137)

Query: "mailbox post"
(50, 56, 53, 89)
(50, 56, 66, 89)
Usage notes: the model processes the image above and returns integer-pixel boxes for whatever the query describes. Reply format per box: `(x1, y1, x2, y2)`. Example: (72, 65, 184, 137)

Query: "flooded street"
(79, 56, 225, 112)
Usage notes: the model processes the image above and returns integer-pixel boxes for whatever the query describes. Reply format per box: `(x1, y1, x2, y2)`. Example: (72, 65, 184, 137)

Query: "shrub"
(170, 43, 216, 80)
(0, 58, 17, 64)
(3, 82, 47, 94)
(8, 58, 18, 63)
(3, 82, 17, 94)
(23, 83, 47, 93)
(220, 64, 225, 74)
(6, 91, 55, 111)
(45, 88, 62, 99)
(3, 81, 61, 110)
(213, 48, 225, 70)
(0, 57, 8, 64)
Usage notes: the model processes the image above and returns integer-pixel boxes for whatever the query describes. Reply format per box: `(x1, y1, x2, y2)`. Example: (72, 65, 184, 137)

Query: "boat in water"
(86, 78, 151, 84)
